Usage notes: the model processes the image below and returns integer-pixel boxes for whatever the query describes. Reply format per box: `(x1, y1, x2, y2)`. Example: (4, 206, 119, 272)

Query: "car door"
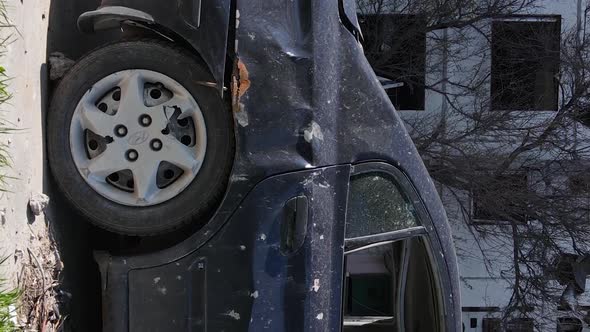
(120, 165, 351, 332)
(341, 162, 448, 332)
(99, 162, 453, 332)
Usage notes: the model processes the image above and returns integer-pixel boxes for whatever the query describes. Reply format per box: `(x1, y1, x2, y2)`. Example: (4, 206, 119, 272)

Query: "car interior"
(342, 237, 440, 332)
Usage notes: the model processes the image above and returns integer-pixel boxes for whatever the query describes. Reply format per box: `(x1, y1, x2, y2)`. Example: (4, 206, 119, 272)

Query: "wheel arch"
(77, 6, 222, 92)
(77, 6, 155, 33)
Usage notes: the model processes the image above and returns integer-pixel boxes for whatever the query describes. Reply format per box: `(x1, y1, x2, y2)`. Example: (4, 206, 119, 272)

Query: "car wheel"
(47, 40, 234, 236)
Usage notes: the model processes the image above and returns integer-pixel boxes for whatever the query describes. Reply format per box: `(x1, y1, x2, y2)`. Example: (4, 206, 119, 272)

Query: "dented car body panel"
(84, 0, 461, 331)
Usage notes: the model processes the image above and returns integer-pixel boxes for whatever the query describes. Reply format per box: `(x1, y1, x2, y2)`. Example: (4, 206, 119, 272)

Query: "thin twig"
(27, 248, 46, 332)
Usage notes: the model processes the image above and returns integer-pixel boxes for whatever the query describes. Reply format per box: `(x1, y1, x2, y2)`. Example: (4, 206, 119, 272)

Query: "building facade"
(357, 0, 590, 330)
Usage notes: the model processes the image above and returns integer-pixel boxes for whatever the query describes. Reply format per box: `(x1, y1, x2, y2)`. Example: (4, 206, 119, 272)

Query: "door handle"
(281, 196, 309, 255)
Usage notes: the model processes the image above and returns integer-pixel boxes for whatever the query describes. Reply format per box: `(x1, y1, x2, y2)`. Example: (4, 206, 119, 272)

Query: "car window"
(403, 238, 440, 332)
(346, 172, 419, 238)
(343, 237, 440, 332)
(343, 242, 399, 324)
(343, 165, 442, 332)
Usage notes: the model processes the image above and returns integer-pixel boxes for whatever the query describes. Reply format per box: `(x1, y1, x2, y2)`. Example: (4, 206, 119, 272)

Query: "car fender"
(77, 6, 155, 33)
(76, 1, 232, 94)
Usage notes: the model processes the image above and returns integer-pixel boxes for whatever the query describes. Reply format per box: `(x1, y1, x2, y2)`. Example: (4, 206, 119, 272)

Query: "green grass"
(0, 0, 14, 192)
(0, 64, 14, 192)
(0, 257, 18, 332)
(0, 286, 18, 332)
(0, 0, 17, 329)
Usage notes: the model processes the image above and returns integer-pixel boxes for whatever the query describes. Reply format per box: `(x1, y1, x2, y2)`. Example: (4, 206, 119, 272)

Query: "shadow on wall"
(44, 0, 122, 331)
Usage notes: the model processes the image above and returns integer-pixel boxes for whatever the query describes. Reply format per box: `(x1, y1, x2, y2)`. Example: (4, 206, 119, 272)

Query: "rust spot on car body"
(237, 60, 250, 98)
(232, 58, 251, 114)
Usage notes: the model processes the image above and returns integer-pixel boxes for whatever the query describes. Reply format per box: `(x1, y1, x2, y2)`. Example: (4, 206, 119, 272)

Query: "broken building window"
(359, 14, 426, 111)
(472, 173, 529, 223)
(568, 173, 590, 195)
(491, 16, 561, 111)
(482, 318, 502, 332)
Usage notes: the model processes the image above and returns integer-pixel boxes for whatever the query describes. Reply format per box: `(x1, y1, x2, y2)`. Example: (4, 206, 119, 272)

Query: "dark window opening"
(506, 318, 534, 332)
(569, 173, 590, 195)
(482, 318, 502, 332)
(359, 14, 426, 110)
(491, 17, 561, 111)
(472, 173, 528, 223)
(557, 317, 583, 332)
(554, 253, 578, 286)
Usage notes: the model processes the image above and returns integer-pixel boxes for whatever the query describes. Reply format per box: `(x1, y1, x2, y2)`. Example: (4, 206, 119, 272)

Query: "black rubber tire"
(47, 40, 234, 236)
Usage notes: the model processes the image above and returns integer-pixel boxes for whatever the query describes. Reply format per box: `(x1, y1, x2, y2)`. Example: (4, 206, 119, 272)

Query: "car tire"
(47, 39, 234, 236)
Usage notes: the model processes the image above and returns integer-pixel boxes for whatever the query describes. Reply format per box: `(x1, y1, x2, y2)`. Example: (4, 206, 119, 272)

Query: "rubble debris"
(28, 192, 49, 216)
(48, 52, 75, 81)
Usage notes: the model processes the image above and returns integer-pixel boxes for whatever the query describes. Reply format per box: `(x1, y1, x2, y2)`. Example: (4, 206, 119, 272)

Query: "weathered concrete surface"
(0, 0, 106, 330)
(0, 0, 51, 288)
(0, 0, 64, 330)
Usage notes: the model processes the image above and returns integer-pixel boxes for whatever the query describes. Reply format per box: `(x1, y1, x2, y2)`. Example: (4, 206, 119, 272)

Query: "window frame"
(342, 162, 448, 332)
(490, 15, 562, 112)
(345, 226, 426, 253)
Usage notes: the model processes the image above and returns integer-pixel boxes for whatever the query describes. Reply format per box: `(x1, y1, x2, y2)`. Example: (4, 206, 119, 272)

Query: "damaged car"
(46, 0, 461, 331)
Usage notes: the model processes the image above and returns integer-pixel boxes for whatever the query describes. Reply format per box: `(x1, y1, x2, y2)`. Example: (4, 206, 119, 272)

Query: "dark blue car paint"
(80, 0, 461, 331)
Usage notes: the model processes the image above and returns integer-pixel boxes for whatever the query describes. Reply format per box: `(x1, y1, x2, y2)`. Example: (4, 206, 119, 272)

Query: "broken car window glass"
(346, 172, 419, 238)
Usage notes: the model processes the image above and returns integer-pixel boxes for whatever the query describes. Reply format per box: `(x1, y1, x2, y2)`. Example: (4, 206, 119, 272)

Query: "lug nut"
(115, 125, 128, 137)
(126, 149, 139, 162)
(150, 139, 163, 151)
(139, 114, 152, 127)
